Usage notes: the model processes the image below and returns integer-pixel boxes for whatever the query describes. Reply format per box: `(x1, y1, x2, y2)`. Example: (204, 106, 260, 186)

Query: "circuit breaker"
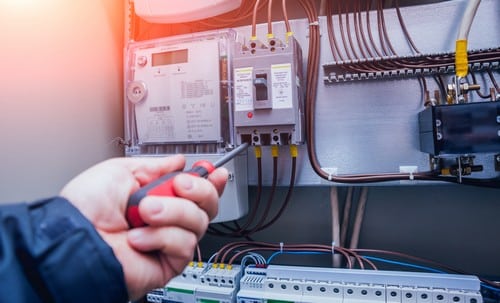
(233, 37, 305, 146)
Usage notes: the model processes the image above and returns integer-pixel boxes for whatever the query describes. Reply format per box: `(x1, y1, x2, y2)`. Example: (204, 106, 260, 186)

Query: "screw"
(497, 116, 500, 123)
(436, 119, 442, 127)
(437, 132, 443, 140)
(496, 155, 500, 162)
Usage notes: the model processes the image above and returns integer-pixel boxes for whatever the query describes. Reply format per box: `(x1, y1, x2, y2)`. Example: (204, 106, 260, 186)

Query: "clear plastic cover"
(124, 29, 236, 156)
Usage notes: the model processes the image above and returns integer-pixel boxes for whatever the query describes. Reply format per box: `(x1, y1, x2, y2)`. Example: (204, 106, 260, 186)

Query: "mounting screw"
(497, 115, 500, 123)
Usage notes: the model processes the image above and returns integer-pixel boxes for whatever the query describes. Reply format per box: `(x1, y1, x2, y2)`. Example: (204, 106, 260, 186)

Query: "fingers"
(128, 226, 197, 261)
(208, 167, 229, 197)
(121, 155, 186, 187)
(138, 196, 209, 239)
(171, 173, 220, 220)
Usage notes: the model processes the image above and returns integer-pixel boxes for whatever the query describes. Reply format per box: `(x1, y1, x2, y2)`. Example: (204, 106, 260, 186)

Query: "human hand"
(60, 155, 228, 300)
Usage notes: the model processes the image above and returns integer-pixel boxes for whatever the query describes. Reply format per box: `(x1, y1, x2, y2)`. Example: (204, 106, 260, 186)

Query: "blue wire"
(363, 255, 500, 294)
(482, 284, 500, 293)
(362, 256, 446, 274)
(266, 251, 329, 264)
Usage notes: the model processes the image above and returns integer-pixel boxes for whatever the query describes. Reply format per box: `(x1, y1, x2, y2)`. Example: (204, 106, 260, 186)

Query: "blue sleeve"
(0, 197, 129, 303)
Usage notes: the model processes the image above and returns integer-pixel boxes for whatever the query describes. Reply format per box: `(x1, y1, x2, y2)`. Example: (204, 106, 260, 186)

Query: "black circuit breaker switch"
(418, 101, 500, 155)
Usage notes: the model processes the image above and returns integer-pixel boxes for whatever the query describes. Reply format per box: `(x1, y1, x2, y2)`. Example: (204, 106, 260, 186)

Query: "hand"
(60, 155, 228, 300)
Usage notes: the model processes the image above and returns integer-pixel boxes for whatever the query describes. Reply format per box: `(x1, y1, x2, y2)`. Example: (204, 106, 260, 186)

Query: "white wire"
(340, 187, 353, 247)
(457, 0, 481, 40)
(330, 186, 341, 267)
(349, 187, 368, 250)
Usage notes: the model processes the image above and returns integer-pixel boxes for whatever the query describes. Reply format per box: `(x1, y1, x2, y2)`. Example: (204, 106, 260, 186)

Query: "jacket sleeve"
(0, 197, 129, 303)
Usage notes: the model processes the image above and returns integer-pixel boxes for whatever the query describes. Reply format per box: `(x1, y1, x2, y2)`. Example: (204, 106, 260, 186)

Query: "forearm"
(0, 197, 128, 303)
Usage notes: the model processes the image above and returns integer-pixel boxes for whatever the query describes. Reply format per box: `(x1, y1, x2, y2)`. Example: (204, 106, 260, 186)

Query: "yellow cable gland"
(455, 39, 468, 78)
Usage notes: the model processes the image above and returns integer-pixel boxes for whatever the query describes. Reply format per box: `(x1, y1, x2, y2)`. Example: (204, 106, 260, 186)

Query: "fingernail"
(128, 229, 144, 242)
(143, 199, 163, 214)
(176, 174, 193, 190)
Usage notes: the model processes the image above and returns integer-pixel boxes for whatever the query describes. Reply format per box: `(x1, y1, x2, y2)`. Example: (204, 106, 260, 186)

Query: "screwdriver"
(126, 143, 249, 228)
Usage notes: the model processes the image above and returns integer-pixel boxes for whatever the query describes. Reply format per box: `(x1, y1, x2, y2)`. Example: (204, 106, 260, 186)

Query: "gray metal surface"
(234, 0, 499, 185)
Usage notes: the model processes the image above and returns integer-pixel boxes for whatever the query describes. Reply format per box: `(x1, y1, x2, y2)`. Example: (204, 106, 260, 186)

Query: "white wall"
(0, 0, 125, 202)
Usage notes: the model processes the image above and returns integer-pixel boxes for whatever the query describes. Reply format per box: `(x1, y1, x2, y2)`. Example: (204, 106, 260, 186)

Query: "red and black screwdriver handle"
(126, 160, 215, 228)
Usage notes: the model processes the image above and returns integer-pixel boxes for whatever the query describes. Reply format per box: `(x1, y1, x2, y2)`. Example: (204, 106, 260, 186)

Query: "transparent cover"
(124, 29, 236, 156)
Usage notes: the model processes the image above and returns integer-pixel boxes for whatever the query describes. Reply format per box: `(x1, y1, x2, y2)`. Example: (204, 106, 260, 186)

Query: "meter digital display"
(152, 49, 188, 66)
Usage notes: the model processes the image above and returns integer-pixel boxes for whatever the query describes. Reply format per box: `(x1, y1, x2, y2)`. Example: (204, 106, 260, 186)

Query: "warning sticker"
(234, 67, 254, 111)
(271, 63, 293, 109)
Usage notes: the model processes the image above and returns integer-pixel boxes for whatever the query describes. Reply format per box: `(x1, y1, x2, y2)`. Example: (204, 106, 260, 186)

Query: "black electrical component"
(418, 101, 500, 155)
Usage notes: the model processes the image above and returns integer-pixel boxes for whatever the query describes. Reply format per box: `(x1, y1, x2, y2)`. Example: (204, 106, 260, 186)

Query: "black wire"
(257, 155, 297, 231)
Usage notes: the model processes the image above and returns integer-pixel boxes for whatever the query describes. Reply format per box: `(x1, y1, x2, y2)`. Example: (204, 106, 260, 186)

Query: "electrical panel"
(233, 37, 304, 146)
(124, 29, 248, 223)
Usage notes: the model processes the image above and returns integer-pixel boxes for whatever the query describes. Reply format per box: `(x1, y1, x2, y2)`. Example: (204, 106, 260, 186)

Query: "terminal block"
(233, 37, 305, 146)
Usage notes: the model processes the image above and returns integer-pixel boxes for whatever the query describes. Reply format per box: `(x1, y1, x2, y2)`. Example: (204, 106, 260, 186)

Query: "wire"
(340, 187, 353, 247)
(457, 0, 481, 40)
(456, 0, 481, 78)
(363, 255, 446, 273)
(349, 187, 368, 250)
(267, 0, 273, 37)
(251, 0, 262, 39)
(257, 146, 297, 231)
(267, 251, 329, 264)
(364, 255, 500, 294)
(330, 187, 341, 267)
(282, 0, 292, 34)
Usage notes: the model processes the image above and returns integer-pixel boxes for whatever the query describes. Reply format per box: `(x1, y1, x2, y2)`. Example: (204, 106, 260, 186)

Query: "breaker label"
(271, 63, 293, 109)
(234, 67, 254, 111)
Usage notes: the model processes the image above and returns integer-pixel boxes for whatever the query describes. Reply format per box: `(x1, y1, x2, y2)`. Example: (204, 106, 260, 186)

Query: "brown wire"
(282, 0, 292, 33)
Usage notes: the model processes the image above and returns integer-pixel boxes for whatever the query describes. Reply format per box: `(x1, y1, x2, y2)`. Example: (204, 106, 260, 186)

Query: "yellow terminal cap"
(254, 146, 262, 159)
(189, 261, 195, 267)
(212, 263, 218, 268)
(455, 39, 468, 77)
(289, 145, 298, 158)
(219, 263, 225, 269)
(197, 262, 204, 268)
(271, 145, 279, 157)
(267, 33, 275, 39)
(227, 265, 233, 270)
(250, 36, 258, 41)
